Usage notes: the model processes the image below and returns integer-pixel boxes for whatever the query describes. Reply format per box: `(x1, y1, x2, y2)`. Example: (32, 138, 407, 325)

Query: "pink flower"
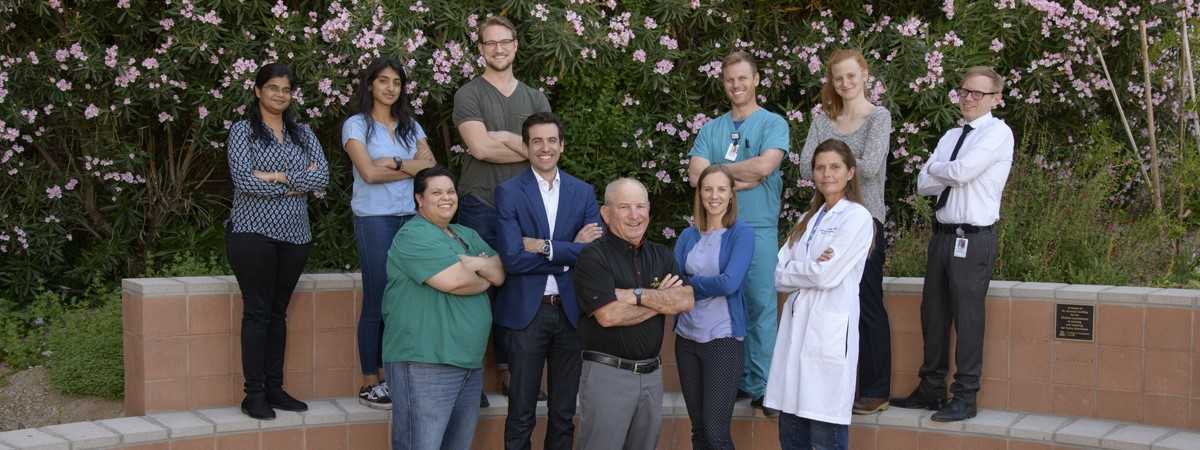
(84, 104, 99, 119)
(46, 185, 62, 199)
(117, 0, 130, 7)
(197, 106, 209, 119)
(65, 178, 78, 190)
(158, 112, 174, 123)
(659, 35, 678, 50)
(55, 78, 71, 91)
(990, 38, 1005, 52)
(661, 227, 677, 239)
(159, 18, 174, 30)
(644, 17, 657, 29)
(632, 49, 647, 62)
(942, 0, 955, 19)
(653, 59, 674, 75)
(142, 58, 159, 69)
(104, 46, 118, 68)
(271, 0, 288, 18)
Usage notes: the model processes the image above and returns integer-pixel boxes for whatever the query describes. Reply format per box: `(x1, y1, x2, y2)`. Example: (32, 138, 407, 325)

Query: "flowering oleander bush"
(0, 0, 1198, 303)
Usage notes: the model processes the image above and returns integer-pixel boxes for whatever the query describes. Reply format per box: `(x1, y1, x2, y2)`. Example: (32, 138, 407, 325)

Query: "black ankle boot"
(266, 389, 308, 412)
(241, 394, 276, 420)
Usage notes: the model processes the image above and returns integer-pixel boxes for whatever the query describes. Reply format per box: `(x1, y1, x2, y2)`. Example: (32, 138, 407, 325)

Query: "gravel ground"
(0, 365, 123, 432)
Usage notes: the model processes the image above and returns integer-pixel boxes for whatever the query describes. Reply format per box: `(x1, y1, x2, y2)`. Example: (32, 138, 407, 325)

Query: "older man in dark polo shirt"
(573, 177, 695, 450)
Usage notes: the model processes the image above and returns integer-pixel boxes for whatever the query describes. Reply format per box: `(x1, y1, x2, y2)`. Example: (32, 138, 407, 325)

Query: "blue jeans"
(386, 362, 483, 450)
(778, 413, 848, 450)
(353, 214, 412, 376)
(455, 194, 508, 367)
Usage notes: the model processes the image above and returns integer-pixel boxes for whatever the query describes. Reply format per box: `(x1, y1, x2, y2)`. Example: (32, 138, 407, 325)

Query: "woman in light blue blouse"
(225, 62, 329, 420)
(672, 164, 754, 450)
(342, 57, 437, 410)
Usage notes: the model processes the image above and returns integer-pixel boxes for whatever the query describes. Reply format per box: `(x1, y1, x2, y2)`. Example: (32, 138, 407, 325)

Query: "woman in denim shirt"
(341, 57, 437, 410)
(225, 62, 329, 420)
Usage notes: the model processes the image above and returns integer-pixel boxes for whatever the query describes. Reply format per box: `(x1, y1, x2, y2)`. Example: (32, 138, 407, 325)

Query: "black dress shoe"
(241, 394, 276, 420)
(930, 397, 977, 422)
(751, 397, 780, 418)
(266, 389, 308, 412)
(480, 391, 490, 408)
(890, 387, 946, 411)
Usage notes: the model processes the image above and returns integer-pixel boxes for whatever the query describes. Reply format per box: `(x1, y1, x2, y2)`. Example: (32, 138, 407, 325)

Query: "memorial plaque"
(1055, 303, 1094, 341)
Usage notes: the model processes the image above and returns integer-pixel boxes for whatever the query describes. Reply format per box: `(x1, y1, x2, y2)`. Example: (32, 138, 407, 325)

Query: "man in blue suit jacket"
(494, 111, 602, 450)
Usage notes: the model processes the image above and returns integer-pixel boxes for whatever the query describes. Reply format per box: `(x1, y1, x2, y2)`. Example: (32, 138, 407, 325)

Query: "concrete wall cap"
(0, 429, 68, 450)
(885, 277, 925, 294)
(963, 409, 1022, 436)
(850, 412, 878, 425)
(306, 273, 356, 291)
(172, 276, 234, 294)
(919, 414, 964, 432)
(293, 274, 317, 291)
(145, 411, 214, 438)
(1010, 414, 1071, 441)
(332, 398, 389, 423)
(1099, 286, 1159, 304)
(93, 417, 168, 443)
(480, 393, 508, 416)
(1101, 425, 1174, 450)
(1146, 289, 1198, 307)
(1153, 432, 1200, 449)
(38, 422, 119, 449)
(987, 280, 1021, 298)
(121, 278, 186, 296)
(1010, 282, 1069, 300)
(195, 407, 260, 433)
(300, 400, 348, 425)
(260, 410, 303, 429)
(876, 407, 926, 428)
(346, 272, 363, 289)
(1056, 418, 1121, 447)
(1054, 284, 1109, 302)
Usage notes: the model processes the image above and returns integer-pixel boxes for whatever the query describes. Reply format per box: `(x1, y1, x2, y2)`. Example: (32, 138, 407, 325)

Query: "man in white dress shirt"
(893, 66, 1014, 422)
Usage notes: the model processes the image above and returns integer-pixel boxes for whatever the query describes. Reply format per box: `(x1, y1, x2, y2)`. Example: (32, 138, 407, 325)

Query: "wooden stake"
(1094, 44, 1153, 189)
(1141, 20, 1164, 214)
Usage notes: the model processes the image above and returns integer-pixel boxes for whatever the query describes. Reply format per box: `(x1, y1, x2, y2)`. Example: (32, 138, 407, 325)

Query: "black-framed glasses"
(957, 87, 999, 101)
(480, 38, 516, 49)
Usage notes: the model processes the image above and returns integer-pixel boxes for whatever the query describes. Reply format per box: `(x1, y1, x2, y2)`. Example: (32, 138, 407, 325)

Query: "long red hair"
(819, 49, 870, 119)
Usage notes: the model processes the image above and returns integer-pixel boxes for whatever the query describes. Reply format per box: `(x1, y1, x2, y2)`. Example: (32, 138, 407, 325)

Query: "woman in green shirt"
(382, 165, 505, 450)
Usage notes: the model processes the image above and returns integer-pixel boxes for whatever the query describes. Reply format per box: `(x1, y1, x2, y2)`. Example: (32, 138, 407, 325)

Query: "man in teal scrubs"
(687, 50, 789, 416)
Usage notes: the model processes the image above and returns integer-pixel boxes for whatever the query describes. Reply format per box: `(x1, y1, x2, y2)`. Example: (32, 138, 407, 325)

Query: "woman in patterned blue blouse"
(341, 57, 437, 411)
(225, 62, 330, 420)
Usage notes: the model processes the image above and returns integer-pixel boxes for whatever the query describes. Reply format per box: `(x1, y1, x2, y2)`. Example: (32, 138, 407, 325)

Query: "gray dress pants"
(576, 360, 663, 450)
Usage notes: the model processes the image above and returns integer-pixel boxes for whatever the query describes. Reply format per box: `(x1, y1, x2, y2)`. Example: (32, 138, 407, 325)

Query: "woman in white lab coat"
(765, 138, 874, 450)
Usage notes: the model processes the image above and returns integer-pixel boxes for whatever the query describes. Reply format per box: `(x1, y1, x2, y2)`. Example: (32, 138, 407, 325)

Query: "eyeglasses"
(957, 87, 998, 101)
(480, 39, 516, 50)
(262, 85, 293, 96)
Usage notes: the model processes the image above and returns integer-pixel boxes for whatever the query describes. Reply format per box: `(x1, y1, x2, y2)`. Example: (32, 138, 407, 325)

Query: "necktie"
(932, 124, 974, 212)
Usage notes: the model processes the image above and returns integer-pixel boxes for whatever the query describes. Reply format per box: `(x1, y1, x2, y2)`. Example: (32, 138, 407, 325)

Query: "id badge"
(953, 237, 969, 258)
(724, 131, 740, 161)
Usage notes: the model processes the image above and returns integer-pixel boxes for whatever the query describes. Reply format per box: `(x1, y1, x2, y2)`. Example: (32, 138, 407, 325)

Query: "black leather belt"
(542, 294, 561, 305)
(582, 351, 660, 374)
(934, 222, 994, 235)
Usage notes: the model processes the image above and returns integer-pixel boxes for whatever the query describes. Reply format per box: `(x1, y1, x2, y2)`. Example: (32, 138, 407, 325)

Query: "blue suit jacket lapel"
(521, 172, 551, 238)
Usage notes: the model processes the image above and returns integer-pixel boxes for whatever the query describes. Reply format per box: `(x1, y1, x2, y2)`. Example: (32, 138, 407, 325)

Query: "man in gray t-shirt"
(453, 18, 551, 214)
(452, 15, 551, 411)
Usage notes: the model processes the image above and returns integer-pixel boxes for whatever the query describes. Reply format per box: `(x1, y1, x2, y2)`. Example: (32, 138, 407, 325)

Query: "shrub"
(45, 291, 123, 399)
(0, 0, 1195, 304)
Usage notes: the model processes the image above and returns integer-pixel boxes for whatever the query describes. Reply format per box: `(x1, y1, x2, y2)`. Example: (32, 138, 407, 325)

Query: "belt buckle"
(955, 226, 964, 237)
(632, 361, 648, 373)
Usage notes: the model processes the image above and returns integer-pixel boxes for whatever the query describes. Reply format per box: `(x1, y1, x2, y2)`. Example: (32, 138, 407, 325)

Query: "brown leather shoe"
(852, 397, 890, 415)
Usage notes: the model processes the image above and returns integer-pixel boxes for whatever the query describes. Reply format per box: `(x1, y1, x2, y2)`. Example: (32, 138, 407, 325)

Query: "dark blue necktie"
(933, 124, 974, 212)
